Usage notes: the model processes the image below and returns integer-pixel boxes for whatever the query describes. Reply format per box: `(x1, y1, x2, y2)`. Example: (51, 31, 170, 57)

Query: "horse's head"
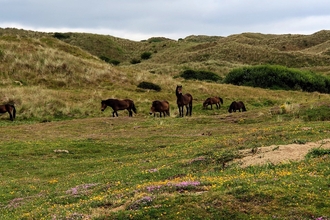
(149, 106, 155, 115)
(203, 100, 208, 109)
(101, 100, 107, 111)
(176, 85, 183, 95)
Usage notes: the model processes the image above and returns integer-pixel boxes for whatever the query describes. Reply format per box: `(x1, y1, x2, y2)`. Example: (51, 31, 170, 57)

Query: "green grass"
(0, 114, 330, 219)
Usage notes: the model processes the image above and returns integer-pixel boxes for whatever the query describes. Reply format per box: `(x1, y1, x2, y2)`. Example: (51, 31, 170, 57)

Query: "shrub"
(180, 69, 222, 82)
(137, 81, 161, 91)
(99, 56, 120, 66)
(306, 148, 330, 159)
(141, 52, 152, 60)
(224, 65, 330, 93)
(99, 55, 110, 63)
(130, 58, 141, 64)
(109, 59, 120, 66)
(53, 32, 70, 39)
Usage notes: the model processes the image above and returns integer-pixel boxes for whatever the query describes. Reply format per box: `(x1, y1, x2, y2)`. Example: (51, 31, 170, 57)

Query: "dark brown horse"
(203, 97, 223, 109)
(0, 104, 16, 121)
(101, 99, 137, 117)
(149, 100, 170, 117)
(176, 85, 193, 117)
(228, 101, 247, 113)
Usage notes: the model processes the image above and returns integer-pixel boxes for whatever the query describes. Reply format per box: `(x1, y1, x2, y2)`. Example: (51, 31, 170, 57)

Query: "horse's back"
(152, 100, 169, 111)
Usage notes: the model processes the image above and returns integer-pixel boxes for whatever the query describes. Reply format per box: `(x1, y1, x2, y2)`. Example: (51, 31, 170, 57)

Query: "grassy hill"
(0, 28, 330, 219)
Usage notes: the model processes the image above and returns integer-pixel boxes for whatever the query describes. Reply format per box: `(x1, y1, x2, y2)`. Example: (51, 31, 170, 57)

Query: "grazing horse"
(176, 85, 193, 117)
(149, 100, 170, 117)
(0, 104, 16, 121)
(203, 97, 223, 109)
(228, 101, 247, 113)
(101, 99, 137, 117)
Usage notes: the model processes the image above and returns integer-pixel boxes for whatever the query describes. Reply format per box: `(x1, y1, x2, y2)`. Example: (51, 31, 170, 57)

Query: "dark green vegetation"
(225, 65, 330, 93)
(137, 81, 161, 91)
(179, 69, 222, 82)
(1, 28, 330, 219)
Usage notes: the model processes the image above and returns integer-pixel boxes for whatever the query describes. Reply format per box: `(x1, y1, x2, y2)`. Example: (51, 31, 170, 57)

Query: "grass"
(1, 28, 330, 219)
(0, 116, 329, 219)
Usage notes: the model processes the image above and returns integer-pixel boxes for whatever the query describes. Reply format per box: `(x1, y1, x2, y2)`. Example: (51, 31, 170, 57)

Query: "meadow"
(0, 28, 330, 219)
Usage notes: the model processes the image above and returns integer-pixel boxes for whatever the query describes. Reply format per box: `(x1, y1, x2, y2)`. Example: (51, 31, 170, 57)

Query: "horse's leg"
(185, 105, 189, 116)
(178, 106, 182, 117)
(210, 104, 213, 110)
(8, 111, 13, 121)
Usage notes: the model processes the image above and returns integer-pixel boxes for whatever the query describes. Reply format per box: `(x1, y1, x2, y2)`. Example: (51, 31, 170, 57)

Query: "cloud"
(1, 0, 329, 41)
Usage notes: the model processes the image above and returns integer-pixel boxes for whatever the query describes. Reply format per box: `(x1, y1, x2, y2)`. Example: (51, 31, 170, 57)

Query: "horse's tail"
(131, 102, 137, 113)
(12, 105, 16, 119)
(219, 97, 223, 104)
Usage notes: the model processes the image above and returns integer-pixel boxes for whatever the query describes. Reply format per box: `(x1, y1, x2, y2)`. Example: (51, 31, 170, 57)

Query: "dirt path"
(234, 139, 330, 167)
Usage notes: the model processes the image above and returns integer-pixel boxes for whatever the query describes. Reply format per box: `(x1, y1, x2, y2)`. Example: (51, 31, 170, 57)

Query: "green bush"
(130, 58, 141, 64)
(99, 56, 120, 66)
(141, 52, 152, 60)
(224, 65, 330, 93)
(306, 148, 330, 159)
(137, 81, 161, 91)
(180, 69, 222, 82)
(53, 32, 70, 39)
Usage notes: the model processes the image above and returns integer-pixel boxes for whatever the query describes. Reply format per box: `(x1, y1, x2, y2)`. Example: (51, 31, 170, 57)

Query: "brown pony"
(0, 104, 16, 121)
(101, 99, 137, 117)
(228, 101, 247, 113)
(149, 100, 170, 117)
(176, 85, 193, 117)
(203, 97, 223, 109)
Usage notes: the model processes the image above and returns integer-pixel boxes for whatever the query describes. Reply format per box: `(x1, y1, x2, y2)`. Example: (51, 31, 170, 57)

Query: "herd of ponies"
(100, 85, 247, 118)
(0, 86, 246, 121)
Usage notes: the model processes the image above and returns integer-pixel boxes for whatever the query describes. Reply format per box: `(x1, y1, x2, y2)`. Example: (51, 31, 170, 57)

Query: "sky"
(1, 0, 330, 41)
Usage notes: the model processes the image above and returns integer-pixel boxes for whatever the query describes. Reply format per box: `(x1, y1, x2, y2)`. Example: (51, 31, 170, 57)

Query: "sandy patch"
(234, 139, 330, 168)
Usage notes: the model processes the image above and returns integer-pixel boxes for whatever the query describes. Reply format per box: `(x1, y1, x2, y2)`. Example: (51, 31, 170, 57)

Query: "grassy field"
(0, 28, 330, 219)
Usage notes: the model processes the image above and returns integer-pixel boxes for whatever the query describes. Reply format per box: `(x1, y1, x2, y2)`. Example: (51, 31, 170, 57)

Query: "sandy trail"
(234, 139, 330, 167)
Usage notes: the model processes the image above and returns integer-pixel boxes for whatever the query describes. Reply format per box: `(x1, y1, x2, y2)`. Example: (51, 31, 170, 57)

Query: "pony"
(149, 100, 170, 117)
(101, 99, 137, 117)
(228, 101, 247, 113)
(203, 97, 223, 109)
(175, 85, 193, 117)
(0, 104, 16, 121)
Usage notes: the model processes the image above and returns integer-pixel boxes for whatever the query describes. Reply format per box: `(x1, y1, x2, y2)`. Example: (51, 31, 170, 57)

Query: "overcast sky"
(1, 0, 330, 41)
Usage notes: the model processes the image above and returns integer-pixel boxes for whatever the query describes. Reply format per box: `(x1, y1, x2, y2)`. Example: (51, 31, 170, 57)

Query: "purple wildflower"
(146, 185, 162, 192)
(66, 183, 98, 195)
(148, 168, 158, 173)
(173, 181, 200, 188)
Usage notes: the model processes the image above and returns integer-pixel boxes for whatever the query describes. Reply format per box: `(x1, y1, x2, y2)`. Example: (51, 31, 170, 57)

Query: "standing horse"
(0, 104, 16, 121)
(149, 100, 170, 117)
(176, 85, 193, 117)
(101, 99, 137, 117)
(228, 101, 247, 113)
(203, 97, 223, 109)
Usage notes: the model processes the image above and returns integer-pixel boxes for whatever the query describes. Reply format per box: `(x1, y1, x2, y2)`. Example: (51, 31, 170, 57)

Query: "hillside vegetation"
(0, 28, 330, 219)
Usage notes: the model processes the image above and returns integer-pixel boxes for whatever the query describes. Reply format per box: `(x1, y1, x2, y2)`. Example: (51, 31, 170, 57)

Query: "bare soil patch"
(234, 139, 330, 168)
